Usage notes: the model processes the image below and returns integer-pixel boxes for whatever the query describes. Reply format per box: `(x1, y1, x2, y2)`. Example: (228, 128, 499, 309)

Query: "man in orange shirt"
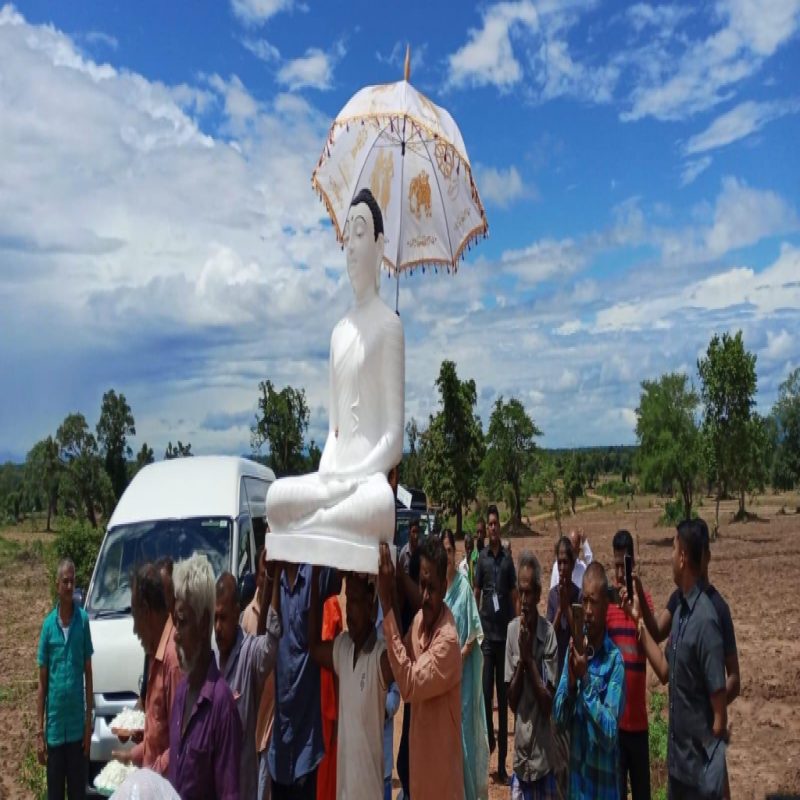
(378, 538, 463, 800)
(114, 563, 182, 774)
(317, 595, 343, 800)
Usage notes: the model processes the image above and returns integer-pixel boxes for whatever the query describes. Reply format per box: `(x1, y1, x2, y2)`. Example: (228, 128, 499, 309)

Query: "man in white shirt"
(549, 529, 592, 590)
(308, 571, 393, 800)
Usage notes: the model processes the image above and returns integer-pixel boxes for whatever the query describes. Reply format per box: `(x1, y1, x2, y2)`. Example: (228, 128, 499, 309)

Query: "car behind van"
(84, 456, 275, 791)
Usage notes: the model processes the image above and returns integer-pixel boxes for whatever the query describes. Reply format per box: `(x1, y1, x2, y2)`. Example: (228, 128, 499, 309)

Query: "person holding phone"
(553, 562, 626, 799)
(607, 530, 653, 800)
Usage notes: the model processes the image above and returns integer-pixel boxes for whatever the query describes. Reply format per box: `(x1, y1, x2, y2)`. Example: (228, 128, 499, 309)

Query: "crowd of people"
(36, 507, 738, 800)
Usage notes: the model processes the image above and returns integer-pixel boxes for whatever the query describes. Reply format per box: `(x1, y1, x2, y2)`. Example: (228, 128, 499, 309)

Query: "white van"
(84, 456, 275, 789)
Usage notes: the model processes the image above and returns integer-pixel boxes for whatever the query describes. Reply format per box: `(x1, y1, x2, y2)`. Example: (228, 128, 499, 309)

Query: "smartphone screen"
(625, 553, 633, 599)
(572, 604, 585, 654)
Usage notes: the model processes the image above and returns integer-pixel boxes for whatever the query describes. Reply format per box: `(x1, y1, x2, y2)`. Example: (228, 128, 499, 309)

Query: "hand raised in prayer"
(378, 543, 396, 614)
(571, 639, 589, 682)
(519, 618, 533, 665)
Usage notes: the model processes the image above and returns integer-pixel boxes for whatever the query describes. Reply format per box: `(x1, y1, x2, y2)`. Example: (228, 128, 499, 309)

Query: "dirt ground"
(1, 497, 798, 799)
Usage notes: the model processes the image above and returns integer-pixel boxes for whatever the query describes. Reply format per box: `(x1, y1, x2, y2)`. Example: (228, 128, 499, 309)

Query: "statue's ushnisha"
(265, 188, 405, 571)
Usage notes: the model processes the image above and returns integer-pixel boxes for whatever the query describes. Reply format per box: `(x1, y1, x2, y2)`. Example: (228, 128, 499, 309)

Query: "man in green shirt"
(37, 558, 94, 800)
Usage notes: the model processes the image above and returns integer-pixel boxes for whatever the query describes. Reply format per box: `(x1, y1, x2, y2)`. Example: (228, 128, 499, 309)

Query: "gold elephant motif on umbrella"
(409, 170, 432, 220)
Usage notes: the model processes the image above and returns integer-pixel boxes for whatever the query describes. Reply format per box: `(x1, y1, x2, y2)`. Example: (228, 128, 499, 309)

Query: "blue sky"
(1, 0, 799, 462)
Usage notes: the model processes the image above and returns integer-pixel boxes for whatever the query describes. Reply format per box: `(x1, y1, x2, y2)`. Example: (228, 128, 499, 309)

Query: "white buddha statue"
(265, 188, 405, 572)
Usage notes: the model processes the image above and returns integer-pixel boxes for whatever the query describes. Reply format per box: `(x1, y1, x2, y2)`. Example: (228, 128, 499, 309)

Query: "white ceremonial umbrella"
(312, 47, 489, 311)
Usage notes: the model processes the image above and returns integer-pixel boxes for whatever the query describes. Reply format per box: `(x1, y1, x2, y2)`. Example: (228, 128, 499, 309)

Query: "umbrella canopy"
(312, 52, 488, 280)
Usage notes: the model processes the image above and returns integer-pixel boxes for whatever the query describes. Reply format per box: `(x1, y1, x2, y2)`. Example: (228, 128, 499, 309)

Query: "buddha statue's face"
(344, 202, 382, 298)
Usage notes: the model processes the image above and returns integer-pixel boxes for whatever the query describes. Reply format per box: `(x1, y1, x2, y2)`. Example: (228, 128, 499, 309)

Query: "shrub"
(596, 480, 634, 498)
(657, 499, 698, 527)
(47, 519, 103, 603)
(649, 691, 668, 800)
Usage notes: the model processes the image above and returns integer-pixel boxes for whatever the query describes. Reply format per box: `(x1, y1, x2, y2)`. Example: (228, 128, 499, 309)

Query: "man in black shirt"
(474, 504, 518, 784)
(636, 519, 728, 799)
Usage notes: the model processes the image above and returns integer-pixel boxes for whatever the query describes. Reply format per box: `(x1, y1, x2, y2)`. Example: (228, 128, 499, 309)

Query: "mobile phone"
(572, 604, 585, 654)
(607, 585, 620, 604)
(625, 554, 634, 599)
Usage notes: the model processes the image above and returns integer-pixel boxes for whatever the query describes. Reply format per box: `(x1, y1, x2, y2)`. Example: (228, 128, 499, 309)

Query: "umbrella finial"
(404, 45, 410, 82)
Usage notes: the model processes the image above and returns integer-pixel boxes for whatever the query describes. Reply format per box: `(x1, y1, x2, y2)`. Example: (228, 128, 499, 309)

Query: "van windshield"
(87, 517, 232, 615)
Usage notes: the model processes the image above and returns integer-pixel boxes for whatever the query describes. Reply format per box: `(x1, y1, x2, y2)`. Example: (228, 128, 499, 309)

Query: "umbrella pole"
(395, 267, 400, 314)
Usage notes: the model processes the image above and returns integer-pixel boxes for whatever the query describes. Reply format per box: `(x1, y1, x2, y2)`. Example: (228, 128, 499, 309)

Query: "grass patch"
(0, 535, 22, 567)
(19, 746, 47, 800)
(649, 690, 668, 798)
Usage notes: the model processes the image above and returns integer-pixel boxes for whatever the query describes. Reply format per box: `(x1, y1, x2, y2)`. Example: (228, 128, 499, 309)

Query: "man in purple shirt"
(169, 554, 242, 800)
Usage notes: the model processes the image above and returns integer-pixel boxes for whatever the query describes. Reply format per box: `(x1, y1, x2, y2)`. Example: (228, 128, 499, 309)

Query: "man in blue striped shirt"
(554, 562, 625, 800)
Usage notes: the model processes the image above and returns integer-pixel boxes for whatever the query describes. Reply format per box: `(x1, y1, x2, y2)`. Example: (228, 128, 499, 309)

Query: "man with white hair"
(168, 554, 242, 799)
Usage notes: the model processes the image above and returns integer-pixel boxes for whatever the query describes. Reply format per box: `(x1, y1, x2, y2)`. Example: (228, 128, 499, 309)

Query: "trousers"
(46, 739, 85, 800)
(271, 767, 318, 800)
(397, 702, 411, 796)
(618, 729, 651, 800)
(482, 639, 508, 771)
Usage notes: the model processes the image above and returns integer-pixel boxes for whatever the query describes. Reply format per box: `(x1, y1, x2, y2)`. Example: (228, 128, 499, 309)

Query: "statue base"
(265, 531, 396, 574)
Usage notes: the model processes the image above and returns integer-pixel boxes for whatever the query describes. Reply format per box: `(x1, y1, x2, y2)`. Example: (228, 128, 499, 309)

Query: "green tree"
(133, 443, 155, 478)
(306, 440, 322, 472)
(24, 436, 61, 531)
(771, 368, 800, 490)
(96, 390, 136, 503)
(57, 413, 114, 528)
(164, 441, 193, 460)
(635, 373, 702, 522)
(562, 453, 585, 514)
(481, 397, 541, 523)
(533, 453, 563, 536)
(584, 452, 600, 488)
(401, 418, 425, 489)
(419, 361, 484, 536)
(619, 452, 632, 484)
(251, 381, 309, 477)
(697, 331, 757, 526)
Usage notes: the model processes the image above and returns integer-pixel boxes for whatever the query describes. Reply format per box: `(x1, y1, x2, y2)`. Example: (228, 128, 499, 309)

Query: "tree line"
(3, 330, 798, 535)
(3, 391, 191, 530)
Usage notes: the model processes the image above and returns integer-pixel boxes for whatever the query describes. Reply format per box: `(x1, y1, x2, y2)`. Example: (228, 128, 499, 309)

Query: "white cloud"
(621, 0, 800, 121)
(681, 156, 712, 186)
(626, 4, 694, 35)
(764, 329, 793, 361)
(83, 31, 118, 50)
(685, 99, 800, 155)
(242, 37, 281, 63)
(445, 1, 617, 104)
(593, 244, 800, 332)
(657, 177, 799, 262)
(446, 2, 539, 91)
(276, 42, 345, 91)
(474, 164, 535, 208)
(554, 320, 586, 336)
(501, 237, 588, 285)
(230, 0, 295, 25)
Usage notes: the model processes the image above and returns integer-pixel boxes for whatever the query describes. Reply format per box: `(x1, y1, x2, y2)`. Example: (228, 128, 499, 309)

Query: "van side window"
(238, 514, 253, 578)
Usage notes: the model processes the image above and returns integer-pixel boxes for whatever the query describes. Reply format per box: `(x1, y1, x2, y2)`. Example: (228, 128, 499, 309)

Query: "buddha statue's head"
(344, 188, 384, 299)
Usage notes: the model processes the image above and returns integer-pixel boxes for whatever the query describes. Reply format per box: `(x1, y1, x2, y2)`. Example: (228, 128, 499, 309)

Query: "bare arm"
(640, 627, 669, 684)
(510, 587, 519, 620)
(635, 577, 672, 643)
(508, 662, 525, 716)
(36, 667, 47, 764)
(725, 652, 740, 705)
(83, 660, 93, 756)
(308, 568, 335, 674)
(710, 689, 728, 739)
